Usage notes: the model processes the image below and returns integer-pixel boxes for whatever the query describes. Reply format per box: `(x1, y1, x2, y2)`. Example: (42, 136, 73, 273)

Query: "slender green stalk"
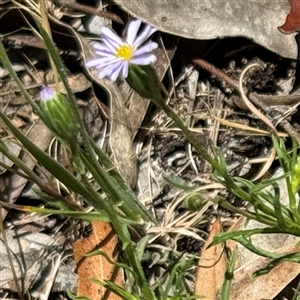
(35, 23, 103, 188)
(216, 198, 278, 227)
(151, 94, 252, 202)
(79, 149, 142, 222)
(221, 252, 235, 300)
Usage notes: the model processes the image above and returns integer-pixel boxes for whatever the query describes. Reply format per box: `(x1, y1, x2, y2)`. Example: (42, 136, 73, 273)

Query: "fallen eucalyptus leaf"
(113, 0, 298, 59)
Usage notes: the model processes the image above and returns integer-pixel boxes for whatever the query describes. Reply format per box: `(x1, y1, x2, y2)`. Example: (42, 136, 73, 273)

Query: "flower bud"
(184, 192, 205, 211)
(126, 64, 161, 99)
(39, 86, 78, 144)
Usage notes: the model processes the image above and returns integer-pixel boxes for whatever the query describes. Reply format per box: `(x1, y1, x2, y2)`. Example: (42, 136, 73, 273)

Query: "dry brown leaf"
(113, 0, 297, 59)
(73, 221, 123, 300)
(278, 0, 300, 34)
(11, 116, 26, 128)
(47, 73, 92, 94)
(194, 218, 227, 299)
(231, 244, 300, 300)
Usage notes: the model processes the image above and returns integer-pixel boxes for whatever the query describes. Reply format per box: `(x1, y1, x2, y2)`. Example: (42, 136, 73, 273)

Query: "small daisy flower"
(86, 19, 158, 82)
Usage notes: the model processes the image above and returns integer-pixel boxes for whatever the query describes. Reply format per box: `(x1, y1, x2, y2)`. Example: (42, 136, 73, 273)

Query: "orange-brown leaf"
(194, 219, 227, 298)
(278, 0, 300, 34)
(73, 221, 123, 300)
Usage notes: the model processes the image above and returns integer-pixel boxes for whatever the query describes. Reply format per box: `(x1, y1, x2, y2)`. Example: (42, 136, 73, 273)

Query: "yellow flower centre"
(116, 44, 134, 60)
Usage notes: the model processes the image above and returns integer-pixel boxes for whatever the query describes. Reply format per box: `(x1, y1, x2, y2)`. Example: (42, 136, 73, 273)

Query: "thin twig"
(54, 0, 124, 24)
(238, 63, 278, 136)
(193, 58, 239, 90)
(193, 58, 300, 107)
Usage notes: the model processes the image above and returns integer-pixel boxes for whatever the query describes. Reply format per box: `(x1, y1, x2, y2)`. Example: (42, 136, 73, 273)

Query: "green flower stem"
(79, 149, 143, 222)
(88, 136, 154, 223)
(86, 138, 152, 223)
(80, 174, 157, 300)
(273, 137, 300, 224)
(216, 197, 278, 227)
(36, 22, 152, 223)
(35, 22, 102, 182)
(151, 95, 300, 235)
(283, 173, 299, 223)
(151, 94, 251, 199)
(221, 251, 235, 300)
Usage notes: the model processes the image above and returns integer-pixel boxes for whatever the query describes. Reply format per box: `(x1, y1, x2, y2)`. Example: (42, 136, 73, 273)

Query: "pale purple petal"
(98, 61, 123, 79)
(131, 53, 157, 65)
(86, 21, 158, 81)
(133, 25, 157, 48)
(101, 27, 123, 45)
(95, 50, 116, 57)
(103, 36, 122, 50)
(95, 57, 123, 69)
(86, 58, 105, 68)
(93, 46, 114, 57)
(98, 67, 112, 79)
(86, 55, 120, 68)
(110, 63, 124, 81)
(40, 86, 55, 101)
(126, 19, 142, 45)
(93, 43, 110, 51)
(102, 37, 119, 53)
(95, 49, 113, 57)
(122, 61, 129, 78)
(133, 42, 158, 56)
(93, 55, 119, 65)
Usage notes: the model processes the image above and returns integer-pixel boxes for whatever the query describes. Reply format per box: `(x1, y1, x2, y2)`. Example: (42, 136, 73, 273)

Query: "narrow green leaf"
(163, 173, 195, 191)
(211, 227, 287, 246)
(84, 249, 132, 273)
(80, 145, 154, 223)
(272, 182, 287, 229)
(232, 236, 280, 259)
(67, 291, 92, 300)
(253, 251, 300, 278)
(26, 206, 141, 224)
(89, 278, 141, 300)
